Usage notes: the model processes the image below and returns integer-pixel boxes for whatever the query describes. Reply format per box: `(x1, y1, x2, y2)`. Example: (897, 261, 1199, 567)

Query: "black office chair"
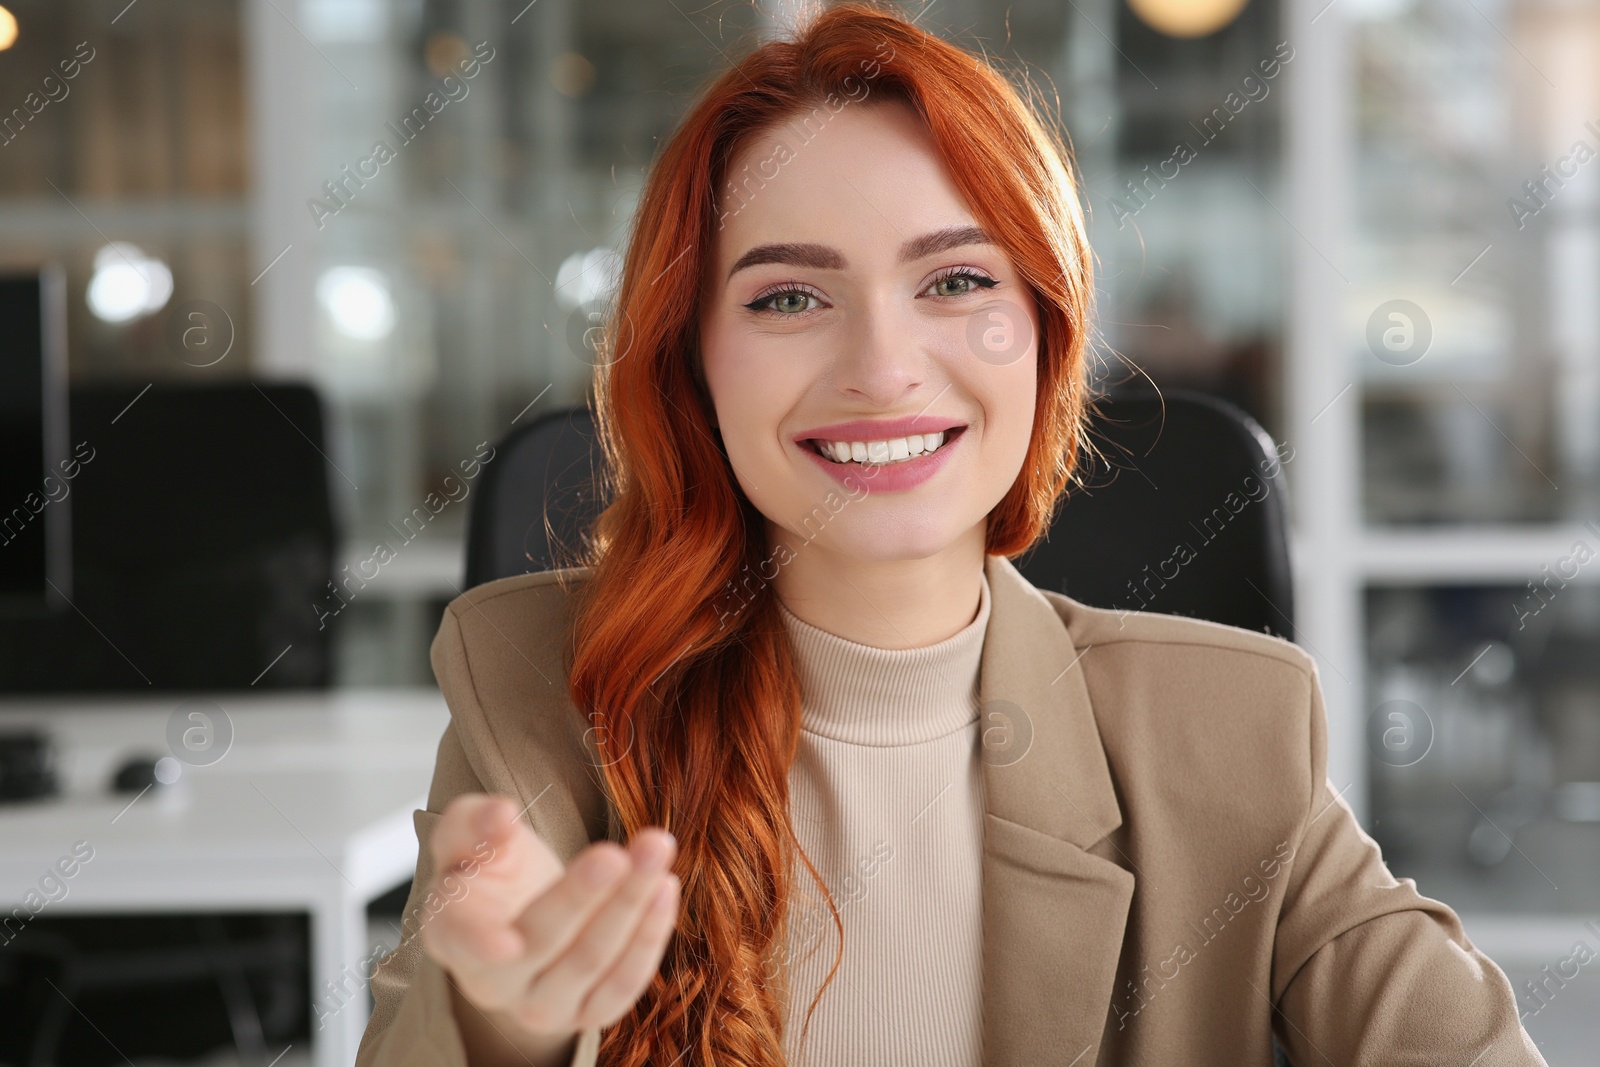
(0, 379, 338, 690)
(464, 404, 607, 588)
(1018, 386, 1295, 639)
(464, 387, 1294, 638)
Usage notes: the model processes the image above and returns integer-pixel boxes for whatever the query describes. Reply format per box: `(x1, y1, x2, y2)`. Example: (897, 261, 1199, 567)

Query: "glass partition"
(1351, 0, 1600, 525)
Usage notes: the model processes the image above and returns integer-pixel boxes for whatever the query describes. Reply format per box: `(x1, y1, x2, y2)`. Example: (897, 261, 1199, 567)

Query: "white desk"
(0, 688, 450, 1067)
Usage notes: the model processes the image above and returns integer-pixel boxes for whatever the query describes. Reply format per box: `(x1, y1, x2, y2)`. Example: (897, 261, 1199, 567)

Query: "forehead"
(710, 99, 978, 272)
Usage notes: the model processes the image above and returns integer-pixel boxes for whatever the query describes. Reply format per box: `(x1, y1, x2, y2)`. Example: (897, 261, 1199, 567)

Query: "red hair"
(563, 3, 1097, 1063)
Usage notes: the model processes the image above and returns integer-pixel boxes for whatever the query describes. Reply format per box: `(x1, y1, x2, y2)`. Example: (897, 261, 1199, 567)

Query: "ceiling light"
(87, 242, 173, 323)
(303, 0, 385, 43)
(1127, 0, 1251, 38)
(317, 266, 395, 341)
(554, 247, 621, 310)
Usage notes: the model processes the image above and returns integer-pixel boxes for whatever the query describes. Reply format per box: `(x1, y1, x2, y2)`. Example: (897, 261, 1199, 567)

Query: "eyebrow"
(724, 224, 994, 283)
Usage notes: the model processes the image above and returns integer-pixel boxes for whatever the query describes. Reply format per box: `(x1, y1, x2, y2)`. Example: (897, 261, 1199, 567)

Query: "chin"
(814, 517, 968, 564)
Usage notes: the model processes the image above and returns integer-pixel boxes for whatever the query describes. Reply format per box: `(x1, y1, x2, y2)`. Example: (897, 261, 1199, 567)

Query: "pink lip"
(798, 425, 965, 493)
(792, 414, 967, 444)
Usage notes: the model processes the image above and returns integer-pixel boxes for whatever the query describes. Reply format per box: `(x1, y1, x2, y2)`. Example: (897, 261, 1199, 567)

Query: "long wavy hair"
(562, 3, 1098, 1064)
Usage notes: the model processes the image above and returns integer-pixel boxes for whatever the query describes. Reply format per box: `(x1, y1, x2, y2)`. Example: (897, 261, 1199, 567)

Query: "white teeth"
(814, 430, 951, 465)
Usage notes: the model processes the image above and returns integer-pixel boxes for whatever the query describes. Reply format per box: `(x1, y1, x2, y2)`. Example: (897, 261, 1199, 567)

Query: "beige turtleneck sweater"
(773, 572, 991, 1067)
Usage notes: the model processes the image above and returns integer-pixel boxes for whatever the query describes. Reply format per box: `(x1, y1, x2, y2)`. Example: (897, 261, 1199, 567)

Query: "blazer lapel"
(978, 553, 1135, 1066)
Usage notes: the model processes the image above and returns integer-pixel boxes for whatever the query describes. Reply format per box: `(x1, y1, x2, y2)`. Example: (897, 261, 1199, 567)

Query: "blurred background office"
(0, 0, 1597, 1062)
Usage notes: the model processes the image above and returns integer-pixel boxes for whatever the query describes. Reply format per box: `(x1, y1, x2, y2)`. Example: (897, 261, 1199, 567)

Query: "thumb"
(432, 793, 563, 902)
(423, 794, 565, 966)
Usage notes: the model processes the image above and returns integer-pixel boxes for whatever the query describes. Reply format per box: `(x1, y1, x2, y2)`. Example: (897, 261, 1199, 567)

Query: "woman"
(358, 4, 1543, 1066)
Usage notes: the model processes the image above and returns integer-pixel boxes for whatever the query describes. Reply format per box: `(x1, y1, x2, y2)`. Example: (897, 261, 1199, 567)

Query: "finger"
(522, 831, 678, 1018)
(444, 832, 667, 1021)
(430, 794, 521, 875)
(510, 839, 634, 973)
(575, 874, 681, 1028)
(424, 796, 560, 969)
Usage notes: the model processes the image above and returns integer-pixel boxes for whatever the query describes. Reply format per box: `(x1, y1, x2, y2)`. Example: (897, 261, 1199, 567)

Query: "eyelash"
(743, 267, 999, 316)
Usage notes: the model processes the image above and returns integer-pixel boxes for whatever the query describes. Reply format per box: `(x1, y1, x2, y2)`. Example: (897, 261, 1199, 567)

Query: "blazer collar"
(979, 552, 1124, 846)
(978, 552, 1135, 1065)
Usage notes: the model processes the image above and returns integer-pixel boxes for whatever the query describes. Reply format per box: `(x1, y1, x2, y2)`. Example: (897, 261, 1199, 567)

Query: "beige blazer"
(357, 553, 1545, 1067)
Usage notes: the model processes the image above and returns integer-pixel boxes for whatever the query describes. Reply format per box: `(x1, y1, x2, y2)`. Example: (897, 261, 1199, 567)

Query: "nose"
(830, 298, 925, 406)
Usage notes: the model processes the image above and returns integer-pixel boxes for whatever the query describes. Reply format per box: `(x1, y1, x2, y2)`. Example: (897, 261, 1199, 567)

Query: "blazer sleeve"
(1270, 671, 1547, 1066)
(355, 607, 605, 1067)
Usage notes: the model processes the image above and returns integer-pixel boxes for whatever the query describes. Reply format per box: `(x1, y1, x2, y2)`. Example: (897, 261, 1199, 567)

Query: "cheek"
(699, 317, 802, 471)
(980, 339, 1039, 475)
(1003, 355, 1037, 433)
(701, 317, 760, 423)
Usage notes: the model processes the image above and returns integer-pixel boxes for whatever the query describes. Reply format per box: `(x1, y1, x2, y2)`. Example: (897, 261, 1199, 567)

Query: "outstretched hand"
(420, 793, 680, 1052)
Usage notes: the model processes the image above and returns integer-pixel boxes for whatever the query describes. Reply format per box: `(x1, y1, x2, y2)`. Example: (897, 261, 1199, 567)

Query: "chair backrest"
(1018, 387, 1295, 639)
(463, 387, 1294, 639)
(0, 380, 338, 691)
(463, 405, 607, 590)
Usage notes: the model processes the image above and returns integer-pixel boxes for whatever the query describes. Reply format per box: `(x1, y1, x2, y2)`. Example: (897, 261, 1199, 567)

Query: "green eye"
(927, 269, 998, 298)
(772, 292, 812, 314)
(745, 286, 822, 315)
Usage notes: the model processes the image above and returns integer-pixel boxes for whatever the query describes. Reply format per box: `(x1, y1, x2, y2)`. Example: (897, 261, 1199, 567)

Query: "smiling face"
(698, 98, 1038, 573)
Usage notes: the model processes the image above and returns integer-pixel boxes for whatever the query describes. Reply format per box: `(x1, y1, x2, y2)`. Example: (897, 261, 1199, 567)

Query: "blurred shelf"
(0, 197, 250, 241)
(335, 537, 463, 598)
(1357, 524, 1600, 584)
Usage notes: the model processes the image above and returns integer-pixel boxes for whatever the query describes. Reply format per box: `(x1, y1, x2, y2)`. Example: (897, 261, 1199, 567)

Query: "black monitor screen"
(0, 270, 66, 605)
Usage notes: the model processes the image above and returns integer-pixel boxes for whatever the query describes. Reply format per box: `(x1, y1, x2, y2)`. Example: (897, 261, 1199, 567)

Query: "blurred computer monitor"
(0, 267, 70, 612)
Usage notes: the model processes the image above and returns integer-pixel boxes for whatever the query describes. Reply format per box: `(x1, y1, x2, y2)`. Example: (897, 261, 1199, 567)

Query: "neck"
(767, 520, 987, 649)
